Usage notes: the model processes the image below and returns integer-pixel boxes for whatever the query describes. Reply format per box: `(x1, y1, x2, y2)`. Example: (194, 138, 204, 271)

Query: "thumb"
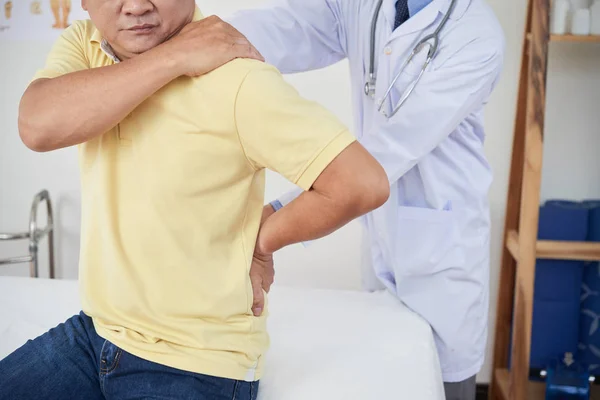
(251, 275, 264, 317)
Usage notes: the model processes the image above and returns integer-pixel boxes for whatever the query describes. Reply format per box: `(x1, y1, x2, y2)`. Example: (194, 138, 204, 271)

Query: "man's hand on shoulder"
(162, 16, 265, 78)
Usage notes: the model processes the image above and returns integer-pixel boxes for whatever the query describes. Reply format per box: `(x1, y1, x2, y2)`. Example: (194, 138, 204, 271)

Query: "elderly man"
(0, 0, 389, 399)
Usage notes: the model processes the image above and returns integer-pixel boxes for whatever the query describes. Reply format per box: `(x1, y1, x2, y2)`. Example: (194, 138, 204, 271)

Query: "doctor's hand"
(249, 205, 277, 317)
(163, 16, 264, 78)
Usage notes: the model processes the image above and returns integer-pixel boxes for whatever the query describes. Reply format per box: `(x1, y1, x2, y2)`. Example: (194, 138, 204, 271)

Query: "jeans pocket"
(99, 340, 123, 374)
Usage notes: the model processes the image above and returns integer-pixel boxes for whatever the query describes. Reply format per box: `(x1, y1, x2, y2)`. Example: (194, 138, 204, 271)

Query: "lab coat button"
(384, 46, 392, 55)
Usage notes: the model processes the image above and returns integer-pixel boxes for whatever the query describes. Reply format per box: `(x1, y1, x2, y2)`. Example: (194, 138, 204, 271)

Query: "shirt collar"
(383, 0, 469, 37)
(408, 0, 433, 17)
(90, 6, 204, 62)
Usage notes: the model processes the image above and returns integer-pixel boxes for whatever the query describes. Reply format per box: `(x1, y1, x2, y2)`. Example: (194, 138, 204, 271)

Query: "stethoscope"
(364, 0, 458, 118)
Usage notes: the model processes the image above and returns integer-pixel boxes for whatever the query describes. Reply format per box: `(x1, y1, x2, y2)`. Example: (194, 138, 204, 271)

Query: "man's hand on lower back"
(250, 246, 274, 317)
(163, 15, 264, 78)
(250, 205, 277, 317)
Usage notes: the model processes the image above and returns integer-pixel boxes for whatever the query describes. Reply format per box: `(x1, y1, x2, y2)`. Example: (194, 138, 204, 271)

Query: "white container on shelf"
(552, 0, 571, 34)
(571, 8, 591, 35)
(591, 0, 600, 35)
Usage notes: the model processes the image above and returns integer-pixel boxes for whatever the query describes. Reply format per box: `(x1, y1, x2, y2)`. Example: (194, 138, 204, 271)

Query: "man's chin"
(117, 37, 164, 58)
(116, 47, 151, 59)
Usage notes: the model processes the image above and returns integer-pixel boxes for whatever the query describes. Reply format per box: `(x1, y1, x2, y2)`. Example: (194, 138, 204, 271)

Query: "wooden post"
(488, 0, 533, 398)
(509, 0, 550, 398)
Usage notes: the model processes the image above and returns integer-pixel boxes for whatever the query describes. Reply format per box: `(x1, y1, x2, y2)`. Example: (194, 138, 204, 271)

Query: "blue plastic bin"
(530, 200, 588, 369)
(544, 355, 590, 400)
(578, 200, 600, 373)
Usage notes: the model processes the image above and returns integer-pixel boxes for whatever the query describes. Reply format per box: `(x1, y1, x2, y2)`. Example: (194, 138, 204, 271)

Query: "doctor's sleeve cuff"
(270, 200, 284, 211)
(293, 130, 356, 191)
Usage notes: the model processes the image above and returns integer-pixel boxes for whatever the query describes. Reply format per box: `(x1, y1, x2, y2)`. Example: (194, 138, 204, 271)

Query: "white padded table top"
(0, 276, 444, 399)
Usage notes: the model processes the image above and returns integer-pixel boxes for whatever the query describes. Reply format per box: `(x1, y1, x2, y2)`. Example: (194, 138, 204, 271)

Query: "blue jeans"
(0, 312, 259, 400)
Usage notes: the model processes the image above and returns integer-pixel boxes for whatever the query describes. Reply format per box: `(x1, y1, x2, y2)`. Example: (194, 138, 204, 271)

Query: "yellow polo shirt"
(32, 9, 355, 381)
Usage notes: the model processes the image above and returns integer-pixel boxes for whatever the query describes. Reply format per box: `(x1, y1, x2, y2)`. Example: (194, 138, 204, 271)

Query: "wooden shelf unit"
(506, 230, 600, 262)
(488, 0, 600, 399)
(495, 368, 600, 400)
(494, 369, 546, 400)
(550, 34, 600, 43)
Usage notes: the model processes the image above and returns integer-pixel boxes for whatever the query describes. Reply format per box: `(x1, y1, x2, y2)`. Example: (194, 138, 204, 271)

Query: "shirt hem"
(93, 322, 264, 382)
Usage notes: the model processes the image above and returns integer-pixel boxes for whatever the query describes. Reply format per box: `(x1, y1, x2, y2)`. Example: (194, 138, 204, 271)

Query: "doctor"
(226, 0, 505, 398)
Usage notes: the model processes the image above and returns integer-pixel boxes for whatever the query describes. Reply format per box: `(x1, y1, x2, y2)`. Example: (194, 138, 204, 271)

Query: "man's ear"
(81, 0, 87, 11)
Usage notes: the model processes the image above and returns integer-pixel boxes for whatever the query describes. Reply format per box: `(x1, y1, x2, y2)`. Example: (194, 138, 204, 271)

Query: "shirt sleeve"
(32, 21, 90, 81)
(234, 63, 356, 191)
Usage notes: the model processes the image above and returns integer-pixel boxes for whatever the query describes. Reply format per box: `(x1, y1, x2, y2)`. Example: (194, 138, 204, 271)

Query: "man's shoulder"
(206, 58, 283, 88)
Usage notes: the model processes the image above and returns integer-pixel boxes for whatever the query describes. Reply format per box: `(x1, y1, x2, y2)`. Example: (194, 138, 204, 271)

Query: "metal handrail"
(0, 190, 55, 278)
(0, 232, 30, 240)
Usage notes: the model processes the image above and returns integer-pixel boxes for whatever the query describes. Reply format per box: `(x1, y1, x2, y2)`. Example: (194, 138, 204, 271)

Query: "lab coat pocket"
(390, 206, 464, 277)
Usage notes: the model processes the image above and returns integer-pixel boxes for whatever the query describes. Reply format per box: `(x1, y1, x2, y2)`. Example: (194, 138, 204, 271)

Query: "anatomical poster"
(0, 0, 89, 41)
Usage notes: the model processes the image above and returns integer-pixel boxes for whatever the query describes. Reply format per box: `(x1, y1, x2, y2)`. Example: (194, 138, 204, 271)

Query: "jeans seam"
(99, 340, 108, 393)
(232, 380, 239, 400)
(105, 347, 123, 374)
(100, 341, 123, 374)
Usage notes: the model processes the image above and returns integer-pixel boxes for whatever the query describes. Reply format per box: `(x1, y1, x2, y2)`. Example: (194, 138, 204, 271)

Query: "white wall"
(1, 0, 600, 384)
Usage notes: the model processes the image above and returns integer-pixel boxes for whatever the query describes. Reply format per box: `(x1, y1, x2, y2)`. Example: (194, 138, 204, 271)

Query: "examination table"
(0, 276, 445, 399)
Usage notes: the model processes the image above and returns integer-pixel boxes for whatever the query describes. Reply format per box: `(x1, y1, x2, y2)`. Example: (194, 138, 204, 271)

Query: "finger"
(263, 277, 272, 293)
(230, 41, 264, 62)
(228, 36, 260, 56)
(223, 22, 246, 37)
(250, 45, 265, 62)
(206, 15, 222, 26)
(264, 266, 275, 292)
(251, 275, 264, 317)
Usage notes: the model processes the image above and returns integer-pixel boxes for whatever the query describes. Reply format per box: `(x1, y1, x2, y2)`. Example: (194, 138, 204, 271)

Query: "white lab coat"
(228, 0, 505, 382)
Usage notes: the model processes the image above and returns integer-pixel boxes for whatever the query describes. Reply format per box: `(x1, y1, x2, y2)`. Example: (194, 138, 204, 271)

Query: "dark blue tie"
(394, 0, 410, 30)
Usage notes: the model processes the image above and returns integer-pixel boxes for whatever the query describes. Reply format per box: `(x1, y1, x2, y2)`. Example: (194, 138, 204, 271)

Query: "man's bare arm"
(257, 142, 390, 254)
(249, 142, 388, 315)
(19, 51, 179, 152)
(19, 16, 263, 152)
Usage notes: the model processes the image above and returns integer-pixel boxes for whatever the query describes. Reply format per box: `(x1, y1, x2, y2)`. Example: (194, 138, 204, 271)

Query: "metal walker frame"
(0, 190, 55, 278)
